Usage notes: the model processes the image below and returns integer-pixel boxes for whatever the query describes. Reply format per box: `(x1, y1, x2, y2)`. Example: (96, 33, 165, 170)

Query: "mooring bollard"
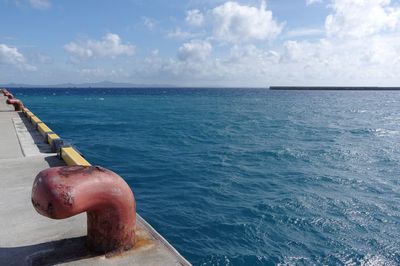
(31, 165, 136, 253)
(6, 98, 24, 111)
(5, 93, 14, 99)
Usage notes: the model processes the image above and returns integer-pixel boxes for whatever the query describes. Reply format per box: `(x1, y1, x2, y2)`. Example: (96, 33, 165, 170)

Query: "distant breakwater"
(270, 86, 400, 90)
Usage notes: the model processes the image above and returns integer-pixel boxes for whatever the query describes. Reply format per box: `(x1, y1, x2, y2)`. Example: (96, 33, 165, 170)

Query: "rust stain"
(54, 184, 74, 207)
(58, 166, 95, 177)
(47, 202, 54, 216)
(133, 238, 154, 250)
(31, 198, 39, 208)
(95, 166, 107, 172)
(133, 227, 155, 251)
(103, 232, 155, 258)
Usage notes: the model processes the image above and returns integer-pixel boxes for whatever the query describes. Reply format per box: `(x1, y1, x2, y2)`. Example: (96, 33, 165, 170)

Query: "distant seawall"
(269, 86, 400, 91)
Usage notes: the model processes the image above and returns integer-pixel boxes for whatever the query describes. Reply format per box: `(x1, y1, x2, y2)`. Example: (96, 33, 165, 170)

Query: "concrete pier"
(0, 93, 190, 265)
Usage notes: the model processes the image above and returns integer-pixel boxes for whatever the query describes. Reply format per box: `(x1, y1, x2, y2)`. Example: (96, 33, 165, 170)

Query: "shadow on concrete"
(43, 155, 65, 168)
(0, 236, 96, 266)
(16, 112, 53, 154)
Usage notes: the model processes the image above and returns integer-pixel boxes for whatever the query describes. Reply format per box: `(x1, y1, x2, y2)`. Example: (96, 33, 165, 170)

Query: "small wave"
(374, 128, 400, 137)
(360, 254, 397, 266)
(279, 253, 397, 266)
(277, 256, 310, 266)
(349, 128, 375, 136)
(350, 109, 368, 113)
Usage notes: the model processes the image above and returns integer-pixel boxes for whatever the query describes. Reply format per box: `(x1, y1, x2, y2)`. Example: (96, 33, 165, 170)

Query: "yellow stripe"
(22, 106, 91, 166)
(61, 147, 91, 166)
(47, 133, 60, 145)
(37, 123, 52, 137)
(26, 111, 34, 118)
(31, 116, 42, 126)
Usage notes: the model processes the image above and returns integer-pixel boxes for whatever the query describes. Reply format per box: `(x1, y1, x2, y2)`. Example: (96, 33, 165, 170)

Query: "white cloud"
(280, 34, 400, 85)
(167, 28, 199, 40)
(211, 1, 283, 43)
(64, 33, 135, 61)
(286, 27, 325, 38)
(61, 33, 400, 87)
(267, 0, 400, 85)
(0, 44, 36, 71)
(28, 52, 53, 64)
(137, 43, 282, 86)
(79, 68, 129, 80)
(29, 0, 51, 9)
(326, 0, 400, 38)
(143, 17, 157, 30)
(177, 40, 212, 61)
(227, 44, 280, 70)
(306, 0, 323, 5)
(186, 9, 204, 26)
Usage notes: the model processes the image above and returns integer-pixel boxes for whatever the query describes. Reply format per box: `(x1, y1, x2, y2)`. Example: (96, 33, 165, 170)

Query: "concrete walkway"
(0, 94, 190, 265)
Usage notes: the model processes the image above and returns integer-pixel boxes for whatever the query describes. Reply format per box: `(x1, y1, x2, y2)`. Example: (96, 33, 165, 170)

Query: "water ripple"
(15, 88, 400, 265)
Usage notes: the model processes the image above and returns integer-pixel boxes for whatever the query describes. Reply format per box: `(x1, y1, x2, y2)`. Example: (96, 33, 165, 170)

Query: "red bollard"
(31, 166, 136, 253)
(6, 98, 24, 111)
(2, 89, 9, 95)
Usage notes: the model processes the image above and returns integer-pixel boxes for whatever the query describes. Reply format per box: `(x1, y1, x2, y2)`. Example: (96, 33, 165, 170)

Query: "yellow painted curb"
(31, 116, 42, 127)
(47, 133, 60, 145)
(26, 111, 34, 119)
(37, 123, 52, 137)
(20, 105, 92, 167)
(22, 107, 30, 114)
(61, 147, 91, 166)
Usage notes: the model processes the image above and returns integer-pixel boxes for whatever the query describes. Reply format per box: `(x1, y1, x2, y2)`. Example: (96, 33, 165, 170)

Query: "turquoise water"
(14, 88, 400, 265)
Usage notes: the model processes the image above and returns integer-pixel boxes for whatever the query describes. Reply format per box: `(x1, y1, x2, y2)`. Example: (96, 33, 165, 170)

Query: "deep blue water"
(12, 88, 400, 265)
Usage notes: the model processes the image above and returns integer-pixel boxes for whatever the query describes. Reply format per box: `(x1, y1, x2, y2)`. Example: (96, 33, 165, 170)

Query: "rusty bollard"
(6, 98, 24, 111)
(31, 166, 136, 253)
(5, 93, 14, 99)
(2, 89, 9, 95)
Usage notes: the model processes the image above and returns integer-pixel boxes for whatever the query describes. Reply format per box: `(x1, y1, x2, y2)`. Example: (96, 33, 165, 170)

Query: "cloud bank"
(29, 0, 51, 9)
(0, 44, 36, 71)
(211, 1, 283, 42)
(7, 0, 400, 87)
(64, 33, 135, 62)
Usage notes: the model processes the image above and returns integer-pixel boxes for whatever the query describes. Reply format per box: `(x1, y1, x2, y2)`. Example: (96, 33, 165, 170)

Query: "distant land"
(270, 86, 400, 90)
(0, 81, 177, 88)
(1, 81, 268, 89)
(0, 81, 265, 89)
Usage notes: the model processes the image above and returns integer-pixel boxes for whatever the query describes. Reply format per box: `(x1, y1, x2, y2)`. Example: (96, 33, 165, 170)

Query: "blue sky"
(1, 0, 400, 86)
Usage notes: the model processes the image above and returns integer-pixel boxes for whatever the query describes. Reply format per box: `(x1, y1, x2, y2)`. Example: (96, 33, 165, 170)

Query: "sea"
(13, 88, 400, 265)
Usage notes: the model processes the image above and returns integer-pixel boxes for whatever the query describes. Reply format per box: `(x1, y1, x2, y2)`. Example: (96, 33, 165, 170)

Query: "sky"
(1, 0, 400, 87)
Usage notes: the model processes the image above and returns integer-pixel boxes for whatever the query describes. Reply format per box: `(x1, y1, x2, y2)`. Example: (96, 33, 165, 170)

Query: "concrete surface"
(0, 94, 190, 266)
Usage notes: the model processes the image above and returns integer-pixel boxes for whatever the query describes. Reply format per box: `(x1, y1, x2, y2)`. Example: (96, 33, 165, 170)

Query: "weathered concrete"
(0, 94, 190, 265)
(0, 105, 23, 159)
